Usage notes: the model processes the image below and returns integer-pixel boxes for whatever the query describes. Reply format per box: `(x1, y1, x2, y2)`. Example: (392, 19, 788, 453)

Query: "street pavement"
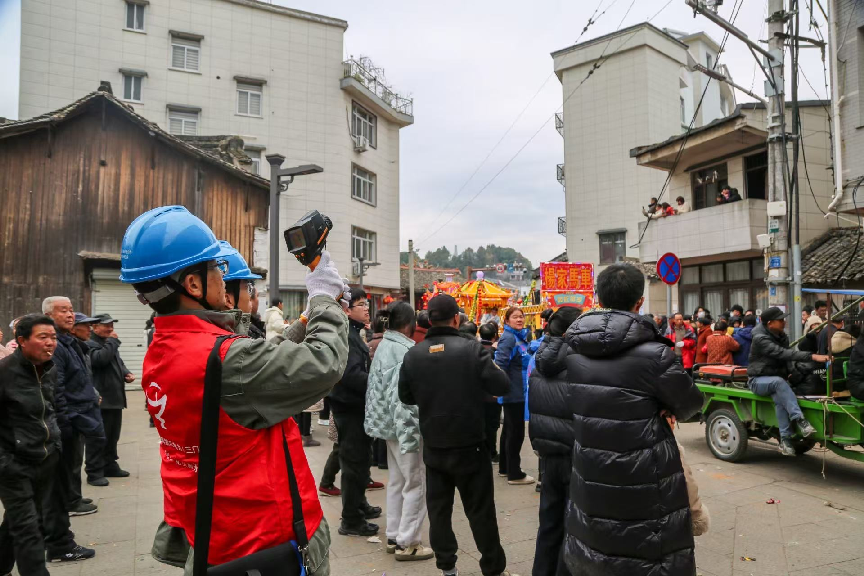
(6, 389, 864, 575)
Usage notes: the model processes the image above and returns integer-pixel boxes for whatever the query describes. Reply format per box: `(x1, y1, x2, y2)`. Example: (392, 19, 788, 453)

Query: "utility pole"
(408, 239, 416, 308)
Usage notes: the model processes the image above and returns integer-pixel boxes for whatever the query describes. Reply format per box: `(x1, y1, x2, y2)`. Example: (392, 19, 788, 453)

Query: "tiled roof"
(0, 87, 268, 190)
(802, 227, 864, 285)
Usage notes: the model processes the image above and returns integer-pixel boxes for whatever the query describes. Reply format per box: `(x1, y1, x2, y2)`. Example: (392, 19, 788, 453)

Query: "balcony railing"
(558, 216, 566, 237)
(557, 163, 565, 188)
(343, 58, 414, 116)
(555, 112, 564, 137)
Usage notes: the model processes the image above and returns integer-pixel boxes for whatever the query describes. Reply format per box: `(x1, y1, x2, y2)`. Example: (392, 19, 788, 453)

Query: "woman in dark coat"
(494, 307, 534, 485)
(561, 264, 703, 575)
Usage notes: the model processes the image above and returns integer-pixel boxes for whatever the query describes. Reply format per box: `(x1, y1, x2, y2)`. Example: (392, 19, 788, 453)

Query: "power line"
(417, 0, 673, 247)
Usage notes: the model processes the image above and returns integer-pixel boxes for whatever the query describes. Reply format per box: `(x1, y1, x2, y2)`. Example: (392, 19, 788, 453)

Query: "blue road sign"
(656, 253, 681, 285)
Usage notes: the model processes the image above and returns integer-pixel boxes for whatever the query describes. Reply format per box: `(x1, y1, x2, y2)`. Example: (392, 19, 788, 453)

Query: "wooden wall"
(0, 100, 269, 323)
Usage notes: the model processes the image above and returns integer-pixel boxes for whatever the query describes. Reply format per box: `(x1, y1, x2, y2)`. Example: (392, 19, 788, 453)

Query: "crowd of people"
(643, 186, 744, 220)
(4, 206, 864, 576)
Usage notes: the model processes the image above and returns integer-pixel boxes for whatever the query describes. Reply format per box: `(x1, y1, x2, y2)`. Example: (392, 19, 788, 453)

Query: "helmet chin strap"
(166, 263, 214, 310)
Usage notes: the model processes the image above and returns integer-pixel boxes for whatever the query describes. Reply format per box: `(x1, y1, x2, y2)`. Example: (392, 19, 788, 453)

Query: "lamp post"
(265, 154, 323, 303)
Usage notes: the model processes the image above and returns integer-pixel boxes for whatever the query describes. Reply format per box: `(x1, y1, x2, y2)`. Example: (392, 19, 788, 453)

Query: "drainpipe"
(825, 0, 845, 213)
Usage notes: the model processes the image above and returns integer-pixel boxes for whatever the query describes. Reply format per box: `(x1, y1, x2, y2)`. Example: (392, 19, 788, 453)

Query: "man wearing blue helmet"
(120, 206, 348, 575)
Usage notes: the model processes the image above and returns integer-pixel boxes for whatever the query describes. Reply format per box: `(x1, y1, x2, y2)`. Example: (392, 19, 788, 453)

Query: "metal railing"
(557, 163, 565, 187)
(558, 216, 567, 237)
(555, 112, 564, 136)
(343, 59, 414, 116)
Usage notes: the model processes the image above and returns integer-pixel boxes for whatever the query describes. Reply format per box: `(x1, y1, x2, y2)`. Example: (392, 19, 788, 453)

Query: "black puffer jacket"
(328, 319, 371, 415)
(848, 336, 864, 401)
(53, 333, 100, 417)
(528, 336, 572, 457)
(747, 323, 812, 378)
(87, 334, 131, 410)
(562, 310, 703, 576)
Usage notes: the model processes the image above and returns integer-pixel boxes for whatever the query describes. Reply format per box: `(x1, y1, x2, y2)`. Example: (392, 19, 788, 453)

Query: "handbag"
(194, 335, 312, 576)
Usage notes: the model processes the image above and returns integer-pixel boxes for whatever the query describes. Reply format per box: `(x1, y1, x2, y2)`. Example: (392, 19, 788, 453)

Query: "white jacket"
(263, 306, 285, 341)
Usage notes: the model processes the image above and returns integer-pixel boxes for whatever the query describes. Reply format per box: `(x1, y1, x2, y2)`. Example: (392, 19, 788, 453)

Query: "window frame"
(244, 148, 262, 175)
(351, 226, 377, 264)
(167, 108, 199, 136)
(690, 162, 729, 210)
(679, 258, 767, 315)
(351, 164, 377, 206)
(744, 151, 768, 201)
(121, 74, 143, 103)
(170, 37, 201, 73)
(124, 2, 145, 32)
(351, 101, 377, 149)
(598, 231, 626, 265)
(236, 83, 263, 117)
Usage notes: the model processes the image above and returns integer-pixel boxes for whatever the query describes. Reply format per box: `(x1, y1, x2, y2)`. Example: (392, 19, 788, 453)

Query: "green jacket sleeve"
(219, 296, 349, 430)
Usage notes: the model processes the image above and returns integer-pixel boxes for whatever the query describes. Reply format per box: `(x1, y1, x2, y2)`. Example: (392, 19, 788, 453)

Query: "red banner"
(540, 262, 594, 292)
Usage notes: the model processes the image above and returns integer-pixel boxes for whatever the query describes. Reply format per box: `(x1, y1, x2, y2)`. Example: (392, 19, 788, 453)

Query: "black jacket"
(87, 334, 130, 410)
(746, 323, 812, 379)
(399, 326, 510, 449)
(0, 349, 62, 478)
(328, 319, 370, 415)
(561, 310, 703, 576)
(528, 336, 573, 458)
(848, 335, 864, 401)
(53, 333, 100, 417)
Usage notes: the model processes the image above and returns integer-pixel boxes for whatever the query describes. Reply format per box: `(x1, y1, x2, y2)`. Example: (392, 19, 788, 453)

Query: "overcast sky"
(0, 0, 831, 265)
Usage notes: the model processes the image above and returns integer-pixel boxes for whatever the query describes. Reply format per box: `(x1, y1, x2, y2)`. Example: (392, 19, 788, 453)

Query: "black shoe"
(48, 544, 96, 562)
(796, 419, 816, 438)
(535, 482, 542, 493)
(87, 477, 109, 487)
(104, 467, 130, 478)
(779, 438, 797, 456)
(491, 454, 499, 464)
(68, 502, 98, 516)
(81, 498, 93, 505)
(338, 522, 379, 537)
(363, 505, 382, 519)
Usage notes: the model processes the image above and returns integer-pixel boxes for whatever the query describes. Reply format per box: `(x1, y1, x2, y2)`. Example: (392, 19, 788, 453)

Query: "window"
(122, 74, 142, 102)
(706, 53, 713, 69)
(125, 2, 144, 31)
(691, 163, 728, 210)
(680, 96, 686, 124)
(352, 102, 377, 147)
(351, 227, 377, 263)
(245, 149, 261, 175)
(598, 231, 626, 265)
(236, 82, 262, 116)
(679, 258, 766, 315)
(168, 109, 198, 135)
(171, 37, 200, 72)
(744, 152, 768, 200)
(351, 165, 376, 205)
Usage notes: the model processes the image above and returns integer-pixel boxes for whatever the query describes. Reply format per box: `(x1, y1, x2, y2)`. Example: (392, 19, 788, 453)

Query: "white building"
(16, 0, 413, 318)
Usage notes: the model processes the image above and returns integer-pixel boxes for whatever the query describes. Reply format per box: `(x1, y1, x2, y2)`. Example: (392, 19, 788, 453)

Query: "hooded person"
(732, 314, 757, 366)
(559, 263, 704, 576)
(120, 206, 349, 575)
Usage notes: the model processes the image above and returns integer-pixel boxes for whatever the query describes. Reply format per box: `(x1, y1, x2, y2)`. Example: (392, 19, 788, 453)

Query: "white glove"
(676, 341, 685, 348)
(305, 251, 344, 301)
(340, 279, 351, 311)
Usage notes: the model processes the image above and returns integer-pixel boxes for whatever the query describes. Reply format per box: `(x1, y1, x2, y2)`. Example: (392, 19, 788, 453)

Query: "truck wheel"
(792, 437, 817, 455)
(705, 408, 748, 462)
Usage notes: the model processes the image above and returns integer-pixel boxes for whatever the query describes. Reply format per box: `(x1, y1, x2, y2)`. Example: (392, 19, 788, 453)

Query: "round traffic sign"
(495, 264, 506, 274)
(656, 253, 681, 285)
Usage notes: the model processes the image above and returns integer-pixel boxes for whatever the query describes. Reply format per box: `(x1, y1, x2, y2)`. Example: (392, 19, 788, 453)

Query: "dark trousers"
(294, 412, 312, 436)
(0, 451, 74, 576)
(498, 402, 526, 481)
(483, 402, 502, 458)
(71, 407, 107, 481)
(320, 398, 330, 421)
(373, 438, 388, 468)
(320, 442, 340, 488)
(59, 431, 84, 510)
(100, 408, 123, 469)
(424, 444, 506, 576)
(333, 412, 372, 527)
(533, 456, 572, 576)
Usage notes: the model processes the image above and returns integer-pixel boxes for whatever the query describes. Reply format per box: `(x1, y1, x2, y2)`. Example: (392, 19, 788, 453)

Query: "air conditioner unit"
(352, 258, 362, 277)
(354, 135, 369, 153)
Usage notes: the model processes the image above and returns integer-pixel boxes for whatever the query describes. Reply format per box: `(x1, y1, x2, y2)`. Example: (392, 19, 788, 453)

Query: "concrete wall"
(834, 0, 864, 212)
(18, 0, 405, 295)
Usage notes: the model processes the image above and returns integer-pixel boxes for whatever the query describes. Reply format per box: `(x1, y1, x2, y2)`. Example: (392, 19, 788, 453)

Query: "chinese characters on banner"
(539, 262, 595, 309)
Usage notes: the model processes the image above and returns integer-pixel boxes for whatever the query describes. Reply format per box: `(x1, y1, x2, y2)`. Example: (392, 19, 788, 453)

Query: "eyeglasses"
(246, 282, 255, 296)
(209, 260, 229, 277)
(351, 302, 370, 309)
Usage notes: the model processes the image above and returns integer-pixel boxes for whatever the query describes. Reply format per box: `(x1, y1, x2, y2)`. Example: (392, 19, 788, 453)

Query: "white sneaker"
(507, 475, 535, 486)
(396, 544, 434, 561)
(318, 419, 330, 426)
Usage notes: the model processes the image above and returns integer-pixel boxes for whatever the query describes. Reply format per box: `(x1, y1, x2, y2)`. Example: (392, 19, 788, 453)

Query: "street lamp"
(265, 154, 323, 303)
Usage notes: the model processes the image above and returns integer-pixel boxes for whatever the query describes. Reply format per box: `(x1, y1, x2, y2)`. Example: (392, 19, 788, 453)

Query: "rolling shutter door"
(91, 269, 152, 385)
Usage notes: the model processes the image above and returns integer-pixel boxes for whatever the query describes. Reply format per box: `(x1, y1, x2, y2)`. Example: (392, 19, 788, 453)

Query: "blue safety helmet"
(221, 241, 262, 281)
(120, 206, 236, 284)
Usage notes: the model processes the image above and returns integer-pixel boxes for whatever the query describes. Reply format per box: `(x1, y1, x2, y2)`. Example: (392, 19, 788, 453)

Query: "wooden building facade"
(0, 87, 269, 372)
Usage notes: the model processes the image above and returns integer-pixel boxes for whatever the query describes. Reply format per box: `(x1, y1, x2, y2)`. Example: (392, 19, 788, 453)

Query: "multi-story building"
(552, 23, 835, 314)
(16, 0, 413, 318)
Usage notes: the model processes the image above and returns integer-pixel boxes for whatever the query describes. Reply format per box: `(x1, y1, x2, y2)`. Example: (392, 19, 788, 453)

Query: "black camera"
(283, 210, 333, 269)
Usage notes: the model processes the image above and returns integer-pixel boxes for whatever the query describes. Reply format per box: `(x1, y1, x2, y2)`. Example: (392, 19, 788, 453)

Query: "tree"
(417, 244, 532, 270)
(400, 249, 421, 265)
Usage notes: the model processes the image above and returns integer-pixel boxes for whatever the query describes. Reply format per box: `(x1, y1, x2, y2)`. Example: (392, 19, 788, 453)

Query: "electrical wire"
(418, 0, 620, 237)
(750, 0, 769, 94)
(416, 0, 673, 246)
(631, 0, 743, 249)
(833, 177, 864, 285)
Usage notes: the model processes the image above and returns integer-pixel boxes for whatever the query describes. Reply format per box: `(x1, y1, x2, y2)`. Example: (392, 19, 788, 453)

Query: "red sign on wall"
(540, 262, 594, 292)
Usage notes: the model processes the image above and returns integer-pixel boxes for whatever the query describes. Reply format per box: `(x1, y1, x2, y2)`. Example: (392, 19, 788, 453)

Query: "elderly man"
(71, 313, 97, 343)
(0, 314, 96, 573)
(43, 296, 107, 520)
(88, 314, 135, 478)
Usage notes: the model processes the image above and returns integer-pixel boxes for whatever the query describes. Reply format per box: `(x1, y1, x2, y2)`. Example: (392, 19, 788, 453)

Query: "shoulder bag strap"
(193, 334, 240, 576)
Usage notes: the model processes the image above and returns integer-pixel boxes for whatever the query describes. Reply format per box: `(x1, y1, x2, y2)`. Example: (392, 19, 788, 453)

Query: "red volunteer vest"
(143, 314, 323, 565)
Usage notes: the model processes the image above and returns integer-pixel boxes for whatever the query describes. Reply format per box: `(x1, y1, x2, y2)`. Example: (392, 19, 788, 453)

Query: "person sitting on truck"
(848, 321, 864, 401)
(747, 307, 830, 456)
